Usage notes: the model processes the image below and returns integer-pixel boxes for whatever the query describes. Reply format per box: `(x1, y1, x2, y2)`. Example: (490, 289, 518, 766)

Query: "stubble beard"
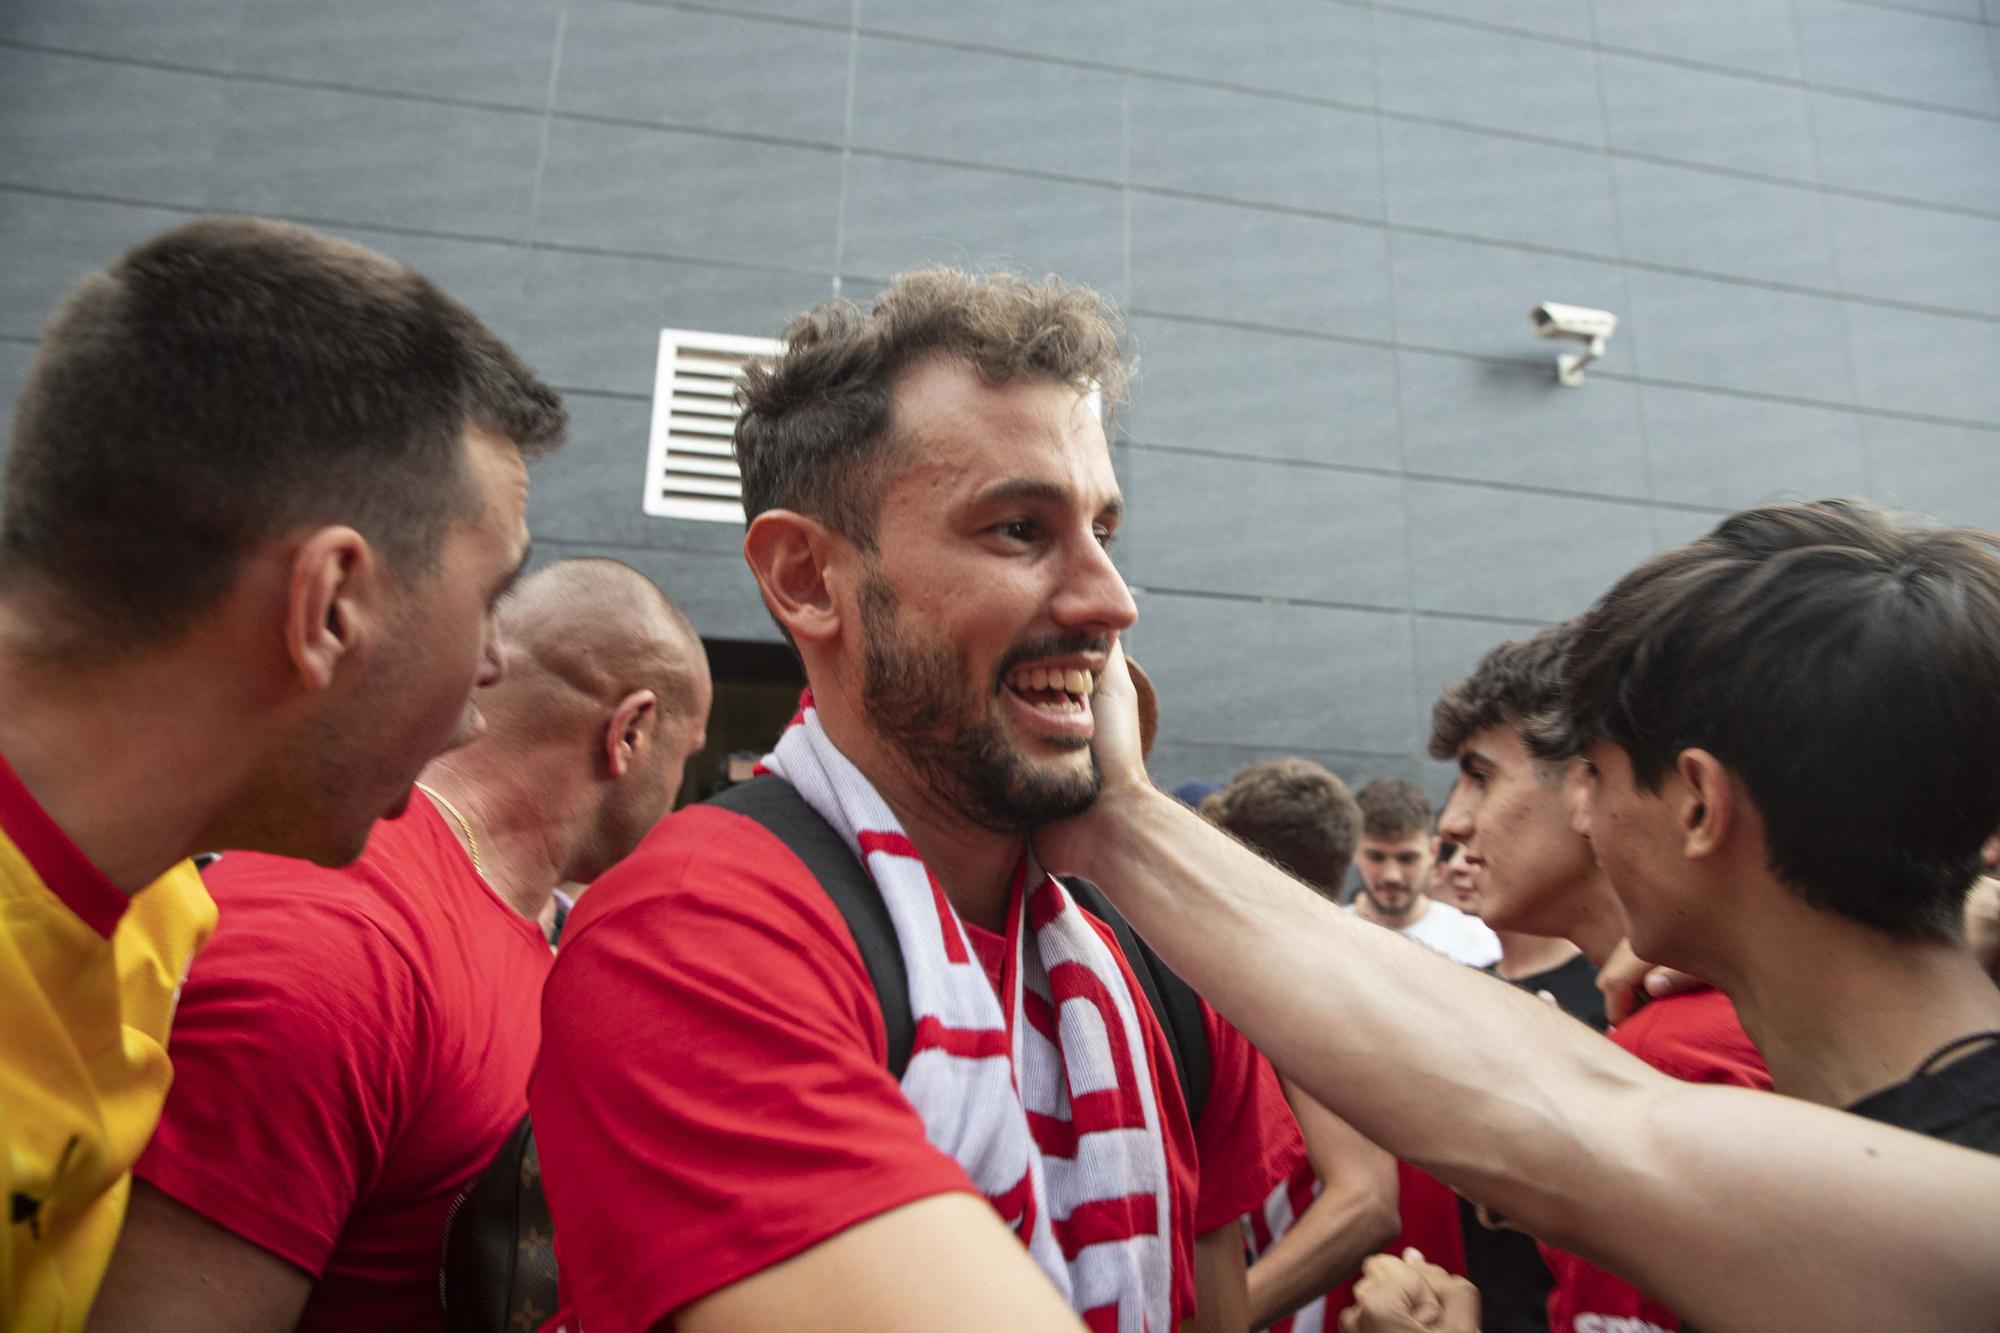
(858, 572, 1101, 834)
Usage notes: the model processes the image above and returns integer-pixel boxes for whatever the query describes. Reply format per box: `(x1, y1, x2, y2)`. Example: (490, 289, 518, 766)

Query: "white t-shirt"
(1351, 897, 1502, 968)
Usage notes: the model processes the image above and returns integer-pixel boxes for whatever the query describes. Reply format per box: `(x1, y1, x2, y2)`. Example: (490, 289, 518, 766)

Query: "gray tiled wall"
(5, 0, 2000, 799)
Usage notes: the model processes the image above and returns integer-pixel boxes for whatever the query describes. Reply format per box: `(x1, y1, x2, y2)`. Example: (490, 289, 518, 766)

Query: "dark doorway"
(680, 638, 807, 806)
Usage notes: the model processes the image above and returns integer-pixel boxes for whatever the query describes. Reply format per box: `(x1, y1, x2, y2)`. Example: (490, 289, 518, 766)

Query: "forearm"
(1052, 784, 2000, 1333)
(1059, 786, 1610, 1206)
(1248, 1088, 1398, 1328)
(1246, 1190, 1389, 1329)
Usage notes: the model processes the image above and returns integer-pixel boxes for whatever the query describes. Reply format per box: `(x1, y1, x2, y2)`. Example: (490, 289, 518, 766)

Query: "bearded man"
(529, 270, 1303, 1333)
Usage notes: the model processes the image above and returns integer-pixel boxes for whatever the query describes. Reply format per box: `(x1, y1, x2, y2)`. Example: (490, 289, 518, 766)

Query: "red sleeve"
(1191, 1005, 1308, 1233)
(1612, 991, 1771, 1090)
(135, 858, 424, 1274)
(529, 808, 977, 1333)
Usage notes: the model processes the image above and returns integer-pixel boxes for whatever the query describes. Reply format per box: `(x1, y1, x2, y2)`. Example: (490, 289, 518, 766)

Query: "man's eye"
(997, 519, 1037, 542)
(1094, 526, 1117, 548)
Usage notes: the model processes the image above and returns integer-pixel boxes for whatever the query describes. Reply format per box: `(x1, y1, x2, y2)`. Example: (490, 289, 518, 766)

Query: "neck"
(1557, 869, 1630, 968)
(878, 778, 1025, 934)
(1494, 930, 1581, 981)
(417, 748, 577, 924)
(0, 610, 262, 893)
(814, 690, 1024, 933)
(1719, 897, 2000, 1108)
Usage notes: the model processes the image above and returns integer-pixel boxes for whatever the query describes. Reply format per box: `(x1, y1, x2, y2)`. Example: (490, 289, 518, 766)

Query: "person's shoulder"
(1613, 987, 1770, 1087)
(584, 803, 820, 901)
(1847, 1041, 2000, 1152)
(561, 802, 858, 955)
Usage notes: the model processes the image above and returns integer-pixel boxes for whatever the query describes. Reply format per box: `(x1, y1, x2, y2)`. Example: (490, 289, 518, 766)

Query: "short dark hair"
(1, 216, 565, 649)
(734, 267, 1129, 548)
(1560, 498, 2000, 941)
(1429, 623, 1576, 761)
(1355, 777, 1432, 841)
(1200, 758, 1361, 894)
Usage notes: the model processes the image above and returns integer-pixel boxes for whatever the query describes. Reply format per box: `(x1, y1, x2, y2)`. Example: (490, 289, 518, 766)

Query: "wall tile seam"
(12, 15, 2000, 139)
(1831, 0, 1999, 27)
(841, 168, 2000, 326)
(0, 180, 841, 281)
(11, 39, 2000, 228)
(662, 2, 2000, 128)
(1149, 734, 1419, 762)
(1115, 309, 2000, 437)
(1119, 439, 1732, 518)
(541, 351, 2000, 447)
(1128, 584, 1569, 628)
(1345, 0, 2000, 119)
(9, 144, 1999, 332)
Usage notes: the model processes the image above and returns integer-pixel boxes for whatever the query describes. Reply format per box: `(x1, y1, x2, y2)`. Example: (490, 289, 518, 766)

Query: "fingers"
(1340, 1251, 1444, 1333)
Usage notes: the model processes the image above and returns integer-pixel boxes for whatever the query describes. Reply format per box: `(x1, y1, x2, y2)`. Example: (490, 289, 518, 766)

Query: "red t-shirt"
(1316, 1162, 1467, 1325)
(136, 793, 552, 1331)
(1542, 987, 1771, 1333)
(529, 805, 1302, 1333)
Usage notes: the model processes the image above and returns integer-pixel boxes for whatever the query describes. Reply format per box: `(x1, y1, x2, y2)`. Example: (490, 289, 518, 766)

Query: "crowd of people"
(3, 219, 1998, 1333)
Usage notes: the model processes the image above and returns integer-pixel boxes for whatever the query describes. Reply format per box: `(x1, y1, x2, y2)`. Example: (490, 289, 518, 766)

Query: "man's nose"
(1052, 530, 1139, 633)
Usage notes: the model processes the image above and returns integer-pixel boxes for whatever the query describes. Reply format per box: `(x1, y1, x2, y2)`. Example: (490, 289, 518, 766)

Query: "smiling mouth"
(1002, 664, 1096, 717)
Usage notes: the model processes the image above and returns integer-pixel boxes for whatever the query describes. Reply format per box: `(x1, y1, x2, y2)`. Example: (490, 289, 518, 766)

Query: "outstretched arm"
(1038, 646, 2000, 1333)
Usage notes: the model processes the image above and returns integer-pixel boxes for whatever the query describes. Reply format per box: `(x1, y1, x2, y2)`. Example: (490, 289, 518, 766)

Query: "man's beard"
(859, 572, 1103, 834)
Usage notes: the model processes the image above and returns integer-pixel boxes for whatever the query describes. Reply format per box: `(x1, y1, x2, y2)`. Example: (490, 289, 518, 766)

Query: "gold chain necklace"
(414, 782, 483, 876)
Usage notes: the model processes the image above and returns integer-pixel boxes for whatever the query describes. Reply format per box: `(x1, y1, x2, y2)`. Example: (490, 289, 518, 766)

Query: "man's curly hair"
(733, 267, 1129, 547)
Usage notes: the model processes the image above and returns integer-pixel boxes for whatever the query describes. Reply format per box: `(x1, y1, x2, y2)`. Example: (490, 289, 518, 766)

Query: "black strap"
(706, 777, 1211, 1120)
(1062, 876, 1210, 1124)
(707, 776, 915, 1077)
(1913, 1029, 2000, 1079)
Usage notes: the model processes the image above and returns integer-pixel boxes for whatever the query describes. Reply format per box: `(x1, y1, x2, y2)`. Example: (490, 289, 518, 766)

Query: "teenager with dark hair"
(1434, 625, 1768, 1333)
(1545, 499, 2000, 1153)
(0, 217, 563, 1331)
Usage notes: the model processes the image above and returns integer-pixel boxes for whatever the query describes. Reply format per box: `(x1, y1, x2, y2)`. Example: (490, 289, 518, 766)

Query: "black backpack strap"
(1060, 875, 1212, 1125)
(706, 775, 915, 1078)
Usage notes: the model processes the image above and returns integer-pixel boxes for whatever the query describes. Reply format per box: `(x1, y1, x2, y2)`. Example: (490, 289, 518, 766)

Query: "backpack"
(439, 774, 1212, 1332)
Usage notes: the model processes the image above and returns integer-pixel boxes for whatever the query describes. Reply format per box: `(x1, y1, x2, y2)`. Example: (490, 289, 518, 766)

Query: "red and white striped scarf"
(761, 692, 1175, 1332)
(1242, 1165, 1327, 1333)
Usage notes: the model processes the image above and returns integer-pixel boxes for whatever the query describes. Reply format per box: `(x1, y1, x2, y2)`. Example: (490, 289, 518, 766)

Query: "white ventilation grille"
(643, 327, 782, 523)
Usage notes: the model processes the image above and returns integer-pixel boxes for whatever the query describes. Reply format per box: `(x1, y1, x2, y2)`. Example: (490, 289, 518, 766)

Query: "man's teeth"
(1007, 665, 1095, 696)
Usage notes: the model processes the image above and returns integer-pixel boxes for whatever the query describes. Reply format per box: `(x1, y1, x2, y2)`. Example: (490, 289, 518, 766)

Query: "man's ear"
(742, 510, 846, 646)
(605, 688, 658, 779)
(285, 526, 377, 692)
(1675, 747, 1735, 862)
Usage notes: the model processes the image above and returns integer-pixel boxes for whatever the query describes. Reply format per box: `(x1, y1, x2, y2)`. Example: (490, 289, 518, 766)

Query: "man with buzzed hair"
(89, 559, 710, 1333)
(0, 216, 562, 1330)
(1350, 779, 1498, 967)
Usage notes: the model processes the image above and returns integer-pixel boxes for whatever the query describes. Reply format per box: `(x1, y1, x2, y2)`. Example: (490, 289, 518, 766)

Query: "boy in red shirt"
(1430, 624, 1769, 1333)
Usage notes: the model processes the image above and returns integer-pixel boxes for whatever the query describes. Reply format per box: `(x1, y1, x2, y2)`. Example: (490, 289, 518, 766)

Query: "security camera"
(1530, 303, 1617, 386)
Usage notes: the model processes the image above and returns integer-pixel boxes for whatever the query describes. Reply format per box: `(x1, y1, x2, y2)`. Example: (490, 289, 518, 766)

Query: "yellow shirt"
(0, 755, 216, 1332)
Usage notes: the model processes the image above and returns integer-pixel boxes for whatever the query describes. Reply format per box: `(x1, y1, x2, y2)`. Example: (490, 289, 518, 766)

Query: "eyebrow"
(496, 540, 532, 599)
(971, 479, 1125, 522)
